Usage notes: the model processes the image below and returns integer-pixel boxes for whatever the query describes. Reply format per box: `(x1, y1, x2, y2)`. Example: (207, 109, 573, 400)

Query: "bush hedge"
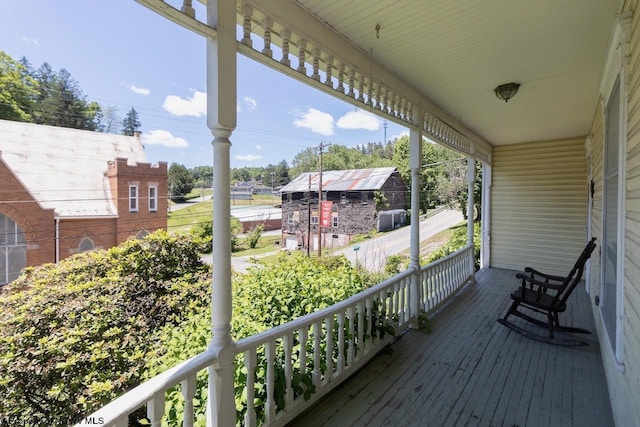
(0, 231, 210, 425)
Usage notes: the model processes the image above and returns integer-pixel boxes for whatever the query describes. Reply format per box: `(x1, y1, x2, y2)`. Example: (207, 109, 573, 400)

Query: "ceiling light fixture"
(494, 83, 520, 102)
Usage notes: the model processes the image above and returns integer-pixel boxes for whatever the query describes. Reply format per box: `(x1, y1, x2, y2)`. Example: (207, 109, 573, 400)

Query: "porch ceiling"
(293, 0, 620, 146)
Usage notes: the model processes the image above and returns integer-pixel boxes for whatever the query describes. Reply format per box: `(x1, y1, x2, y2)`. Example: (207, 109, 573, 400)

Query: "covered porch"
(78, 0, 639, 425)
(291, 267, 613, 427)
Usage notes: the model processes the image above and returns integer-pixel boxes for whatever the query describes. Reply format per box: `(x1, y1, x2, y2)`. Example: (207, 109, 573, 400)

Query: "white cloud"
(293, 108, 334, 136)
(244, 96, 257, 111)
(336, 110, 381, 131)
(238, 96, 257, 113)
(235, 154, 263, 161)
(256, 144, 262, 150)
(20, 37, 39, 46)
(142, 129, 189, 148)
(130, 85, 150, 95)
(163, 90, 207, 117)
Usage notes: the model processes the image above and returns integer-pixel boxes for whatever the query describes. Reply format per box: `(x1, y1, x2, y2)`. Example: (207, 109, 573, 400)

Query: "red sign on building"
(320, 201, 333, 228)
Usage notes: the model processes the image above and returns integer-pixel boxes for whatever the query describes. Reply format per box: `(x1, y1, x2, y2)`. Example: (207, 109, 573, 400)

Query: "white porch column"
(467, 154, 476, 283)
(409, 108, 423, 319)
(206, 0, 236, 426)
(480, 162, 491, 269)
(466, 155, 476, 245)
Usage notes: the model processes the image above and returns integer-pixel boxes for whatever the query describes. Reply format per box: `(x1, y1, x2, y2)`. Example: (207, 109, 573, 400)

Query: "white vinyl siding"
(613, 2, 640, 426)
(490, 139, 587, 276)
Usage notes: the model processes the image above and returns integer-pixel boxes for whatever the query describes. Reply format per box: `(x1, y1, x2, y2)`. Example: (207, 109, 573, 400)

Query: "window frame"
(148, 186, 158, 212)
(129, 185, 139, 213)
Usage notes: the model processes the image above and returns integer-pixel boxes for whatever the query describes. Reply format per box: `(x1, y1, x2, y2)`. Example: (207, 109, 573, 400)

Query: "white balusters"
(181, 376, 196, 427)
(244, 349, 257, 427)
(281, 29, 291, 67)
(262, 17, 273, 58)
(348, 70, 355, 98)
(284, 334, 294, 408)
(312, 48, 321, 81)
(312, 322, 321, 388)
(337, 63, 345, 93)
(241, 4, 253, 47)
(297, 39, 307, 74)
(181, 0, 194, 18)
(324, 56, 334, 88)
(265, 341, 276, 424)
(325, 315, 334, 383)
(337, 312, 345, 373)
(147, 393, 165, 427)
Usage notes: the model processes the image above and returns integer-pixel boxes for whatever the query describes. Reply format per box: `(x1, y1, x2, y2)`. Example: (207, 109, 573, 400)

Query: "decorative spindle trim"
(281, 29, 291, 67)
(357, 77, 365, 102)
(337, 63, 345, 93)
(297, 39, 307, 74)
(312, 48, 321, 81)
(348, 70, 355, 97)
(324, 56, 334, 88)
(241, 4, 253, 47)
(181, 0, 195, 18)
(262, 17, 273, 57)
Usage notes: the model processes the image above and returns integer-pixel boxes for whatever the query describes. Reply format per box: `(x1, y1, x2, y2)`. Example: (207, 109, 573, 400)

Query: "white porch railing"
(77, 245, 474, 427)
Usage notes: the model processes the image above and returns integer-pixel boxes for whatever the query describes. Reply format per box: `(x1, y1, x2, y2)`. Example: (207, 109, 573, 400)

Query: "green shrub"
(146, 253, 377, 425)
(245, 224, 264, 249)
(0, 230, 211, 425)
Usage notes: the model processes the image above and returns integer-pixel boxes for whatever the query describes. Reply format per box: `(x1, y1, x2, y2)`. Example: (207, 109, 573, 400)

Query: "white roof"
(0, 119, 147, 217)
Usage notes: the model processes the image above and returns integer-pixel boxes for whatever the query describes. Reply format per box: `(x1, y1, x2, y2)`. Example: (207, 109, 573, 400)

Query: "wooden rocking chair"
(497, 238, 597, 346)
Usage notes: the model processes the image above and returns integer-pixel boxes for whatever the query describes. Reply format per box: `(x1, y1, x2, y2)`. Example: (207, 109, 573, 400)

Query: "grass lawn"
(168, 194, 281, 233)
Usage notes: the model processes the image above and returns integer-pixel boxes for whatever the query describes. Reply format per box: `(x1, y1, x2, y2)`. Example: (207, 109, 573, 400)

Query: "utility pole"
(316, 141, 331, 257)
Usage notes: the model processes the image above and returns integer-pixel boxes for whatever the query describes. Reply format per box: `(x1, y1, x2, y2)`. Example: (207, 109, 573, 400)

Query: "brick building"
(280, 167, 407, 250)
(0, 119, 167, 286)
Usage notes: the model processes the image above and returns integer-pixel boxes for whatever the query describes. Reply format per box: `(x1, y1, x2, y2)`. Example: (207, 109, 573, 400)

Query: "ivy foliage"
(0, 230, 211, 425)
(145, 254, 376, 425)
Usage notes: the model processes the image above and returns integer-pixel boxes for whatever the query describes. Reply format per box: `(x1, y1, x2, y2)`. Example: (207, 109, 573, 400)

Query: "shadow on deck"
(290, 268, 614, 427)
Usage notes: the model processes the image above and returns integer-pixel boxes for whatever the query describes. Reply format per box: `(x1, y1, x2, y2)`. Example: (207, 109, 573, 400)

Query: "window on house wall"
(0, 214, 26, 286)
(287, 213, 294, 225)
(332, 213, 339, 228)
(129, 185, 139, 212)
(311, 214, 319, 225)
(148, 186, 158, 212)
(602, 76, 622, 353)
(78, 237, 95, 253)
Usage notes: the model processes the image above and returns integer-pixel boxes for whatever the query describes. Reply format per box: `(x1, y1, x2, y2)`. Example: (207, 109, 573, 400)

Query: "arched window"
(136, 230, 150, 240)
(78, 237, 95, 253)
(0, 214, 27, 286)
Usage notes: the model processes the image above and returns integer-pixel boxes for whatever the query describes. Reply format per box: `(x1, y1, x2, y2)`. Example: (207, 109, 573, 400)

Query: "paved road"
(216, 209, 463, 273)
(333, 209, 463, 272)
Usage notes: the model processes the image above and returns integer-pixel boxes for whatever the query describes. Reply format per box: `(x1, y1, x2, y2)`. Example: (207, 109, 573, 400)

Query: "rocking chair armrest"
(523, 266, 566, 282)
(515, 272, 564, 291)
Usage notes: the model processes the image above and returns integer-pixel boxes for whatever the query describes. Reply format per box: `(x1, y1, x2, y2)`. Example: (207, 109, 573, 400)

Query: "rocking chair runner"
(497, 237, 597, 346)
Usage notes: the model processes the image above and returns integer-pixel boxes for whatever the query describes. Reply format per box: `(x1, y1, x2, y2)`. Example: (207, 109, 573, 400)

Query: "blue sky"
(1, 0, 408, 169)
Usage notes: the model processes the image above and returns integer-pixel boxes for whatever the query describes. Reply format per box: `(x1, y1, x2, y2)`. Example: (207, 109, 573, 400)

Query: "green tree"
(121, 107, 141, 136)
(168, 163, 195, 202)
(32, 64, 100, 130)
(190, 165, 213, 188)
(100, 105, 121, 133)
(0, 52, 38, 122)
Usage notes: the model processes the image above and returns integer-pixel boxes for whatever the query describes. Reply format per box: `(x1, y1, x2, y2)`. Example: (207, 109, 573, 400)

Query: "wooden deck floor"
(290, 268, 614, 427)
